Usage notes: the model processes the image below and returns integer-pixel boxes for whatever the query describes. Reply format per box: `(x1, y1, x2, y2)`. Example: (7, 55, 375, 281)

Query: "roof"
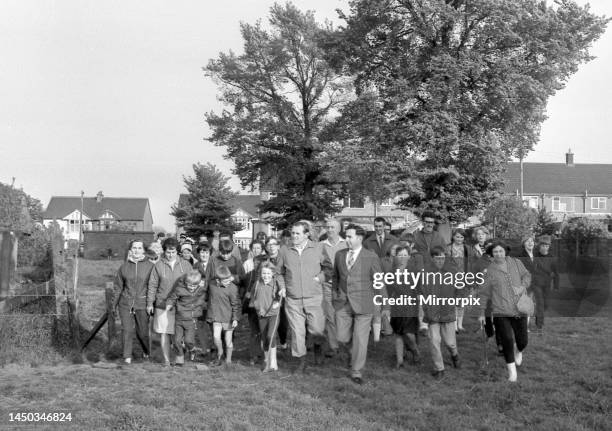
(503, 163, 612, 195)
(44, 196, 150, 220)
(178, 194, 263, 218)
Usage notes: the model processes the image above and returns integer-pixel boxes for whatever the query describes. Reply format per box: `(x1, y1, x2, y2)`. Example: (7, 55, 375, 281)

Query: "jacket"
(533, 251, 559, 290)
(206, 254, 246, 297)
(517, 248, 536, 290)
(386, 258, 421, 318)
(332, 247, 386, 314)
(147, 257, 193, 309)
(413, 230, 447, 258)
(251, 277, 283, 317)
(206, 281, 240, 324)
(479, 257, 531, 317)
(114, 257, 154, 310)
(363, 233, 399, 258)
(166, 277, 208, 320)
(276, 240, 332, 300)
(420, 262, 458, 323)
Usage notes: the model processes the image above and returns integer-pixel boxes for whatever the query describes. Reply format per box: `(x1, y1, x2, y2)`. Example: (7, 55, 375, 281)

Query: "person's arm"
(113, 265, 125, 309)
(146, 265, 159, 311)
(166, 282, 180, 309)
(551, 258, 560, 290)
(332, 252, 341, 296)
(372, 255, 390, 313)
(515, 258, 531, 291)
(230, 286, 240, 326)
(318, 247, 333, 283)
(478, 270, 493, 321)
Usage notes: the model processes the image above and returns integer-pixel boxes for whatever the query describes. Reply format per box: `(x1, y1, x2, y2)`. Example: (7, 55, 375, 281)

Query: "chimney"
(96, 191, 104, 203)
(566, 149, 574, 167)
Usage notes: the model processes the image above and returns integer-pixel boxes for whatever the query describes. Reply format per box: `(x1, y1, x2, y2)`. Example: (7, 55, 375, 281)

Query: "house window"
(380, 197, 395, 207)
(344, 193, 365, 209)
(233, 216, 251, 231)
(552, 196, 575, 212)
(523, 196, 538, 209)
(591, 197, 606, 210)
(68, 220, 81, 233)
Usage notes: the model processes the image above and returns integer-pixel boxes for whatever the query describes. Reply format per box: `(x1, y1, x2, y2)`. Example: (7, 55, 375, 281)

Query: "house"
(503, 150, 612, 224)
(43, 191, 154, 241)
(335, 192, 420, 232)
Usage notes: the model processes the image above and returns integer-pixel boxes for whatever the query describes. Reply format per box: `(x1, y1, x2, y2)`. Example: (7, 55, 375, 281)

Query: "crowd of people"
(113, 211, 559, 383)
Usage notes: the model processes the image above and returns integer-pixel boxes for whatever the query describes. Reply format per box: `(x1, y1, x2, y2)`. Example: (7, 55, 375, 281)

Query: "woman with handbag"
(477, 239, 532, 382)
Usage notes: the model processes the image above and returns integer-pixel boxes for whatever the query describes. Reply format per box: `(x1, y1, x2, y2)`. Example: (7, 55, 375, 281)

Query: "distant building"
(334, 192, 420, 232)
(43, 191, 153, 241)
(503, 150, 612, 225)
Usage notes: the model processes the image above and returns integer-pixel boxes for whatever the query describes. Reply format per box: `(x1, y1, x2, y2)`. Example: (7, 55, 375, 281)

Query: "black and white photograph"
(1, 0, 611, 429)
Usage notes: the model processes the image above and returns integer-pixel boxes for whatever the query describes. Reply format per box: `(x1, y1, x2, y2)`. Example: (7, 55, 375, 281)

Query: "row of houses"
(42, 151, 612, 252)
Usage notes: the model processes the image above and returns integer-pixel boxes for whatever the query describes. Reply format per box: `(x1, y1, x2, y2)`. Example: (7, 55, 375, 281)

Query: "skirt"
(153, 308, 176, 335)
(390, 316, 419, 336)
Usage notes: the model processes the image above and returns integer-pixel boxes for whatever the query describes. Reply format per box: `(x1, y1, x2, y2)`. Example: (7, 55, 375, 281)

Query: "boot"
(451, 354, 461, 369)
(507, 362, 517, 382)
(175, 355, 184, 366)
(294, 356, 306, 374)
(372, 321, 381, 343)
(314, 344, 323, 365)
(269, 347, 278, 371)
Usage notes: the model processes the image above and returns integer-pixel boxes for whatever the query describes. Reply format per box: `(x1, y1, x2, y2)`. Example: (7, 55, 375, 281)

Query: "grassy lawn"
(0, 259, 611, 430)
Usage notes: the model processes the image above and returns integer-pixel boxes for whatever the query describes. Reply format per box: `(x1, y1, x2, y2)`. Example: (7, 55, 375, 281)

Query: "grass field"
(1, 259, 611, 430)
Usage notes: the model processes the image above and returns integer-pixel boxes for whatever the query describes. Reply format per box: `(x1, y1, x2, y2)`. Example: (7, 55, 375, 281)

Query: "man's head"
(421, 211, 437, 234)
(162, 237, 179, 261)
(219, 239, 234, 261)
(345, 224, 365, 250)
(384, 222, 392, 236)
(291, 221, 310, 247)
(537, 235, 552, 255)
(197, 243, 211, 263)
(265, 237, 280, 256)
(259, 262, 276, 284)
(430, 246, 446, 270)
(373, 217, 386, 236)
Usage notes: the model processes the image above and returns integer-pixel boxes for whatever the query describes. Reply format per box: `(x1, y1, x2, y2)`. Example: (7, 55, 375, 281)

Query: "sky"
(1, 0, 611, 231)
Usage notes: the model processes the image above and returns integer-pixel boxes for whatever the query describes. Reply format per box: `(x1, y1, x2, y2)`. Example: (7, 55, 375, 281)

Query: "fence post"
(105, 282, 116, 353)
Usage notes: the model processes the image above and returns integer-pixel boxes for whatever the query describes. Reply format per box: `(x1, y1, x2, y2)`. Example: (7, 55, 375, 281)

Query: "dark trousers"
(118, 306, 150, 359)
(493, 316, 528, 364)
(174, 319, 197, 357)
(533, 285, 548, 328)
(277, 302, 288, 345)
(195, 312, 210, 352)
(258, 315, 279, 350)
(248, 308, 262, 359)
(485, 316, 503, 350)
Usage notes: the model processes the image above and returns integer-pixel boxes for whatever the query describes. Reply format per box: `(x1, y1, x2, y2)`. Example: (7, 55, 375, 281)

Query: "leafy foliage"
(482, 195, 537, 239)
(534, 207, 557, 236)
(326, 0, 609, 221)
(171, 163, 240, 237)
(0, 182, 40, 232)
(204, 3, 350, 226)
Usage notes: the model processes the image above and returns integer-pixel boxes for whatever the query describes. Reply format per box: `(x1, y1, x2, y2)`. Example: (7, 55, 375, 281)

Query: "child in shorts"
(206, 265, 240, 366)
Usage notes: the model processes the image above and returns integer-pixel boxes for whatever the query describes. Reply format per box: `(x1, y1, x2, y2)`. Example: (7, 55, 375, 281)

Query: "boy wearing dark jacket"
(207, 265, 241, 366)
(166, 270, 208, 365)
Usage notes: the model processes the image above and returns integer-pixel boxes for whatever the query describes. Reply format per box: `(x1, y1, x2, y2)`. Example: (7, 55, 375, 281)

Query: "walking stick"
(268, 296, 284, 353)
(481, 321, 488, 368)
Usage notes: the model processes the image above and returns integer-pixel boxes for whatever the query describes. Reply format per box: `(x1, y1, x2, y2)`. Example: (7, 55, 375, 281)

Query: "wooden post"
(105, 282, 116, 352)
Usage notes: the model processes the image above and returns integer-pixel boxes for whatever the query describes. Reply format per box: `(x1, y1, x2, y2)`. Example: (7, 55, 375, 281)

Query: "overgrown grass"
(0, 260, 610, 430)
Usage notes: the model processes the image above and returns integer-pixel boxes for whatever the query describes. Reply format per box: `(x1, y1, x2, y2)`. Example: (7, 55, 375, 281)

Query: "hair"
(148, 242, 162, 255)
(485, 239, 511, 257)
(128, 239, 146, 250)
(421, 211, 437, 221)
(399, 232, 415, 243)
(162, 237, 179, 251)
(326, 219, 340, 229)
(292, 221, 310, 234)
(259, 261, 276, 277)
(249, 240, 265, 251)
(186, 270, 202, 285)
(215, 265, 232, 279)
(430, 246, 446, 258)
(451, 228, 466, 241)
(345, 224, 366, 238)
(395, 245, 410, 256)
(386, 243, 399, 257)
(472, 226, 490, 241)
(219, 230, 233, 239)
(281, 229, 291, 239)
(265, 237, 280, 246)
(255, 231, 268, 241)
(373, 217, 386, 225)
(196, 243, 211, 254)
(385, 222, 392, 228)
(156, 232, 165, 239)
(219, 239, 234, 254)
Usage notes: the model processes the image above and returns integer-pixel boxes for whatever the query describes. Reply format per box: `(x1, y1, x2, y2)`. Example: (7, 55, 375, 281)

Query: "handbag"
(516, 292, 534, 316)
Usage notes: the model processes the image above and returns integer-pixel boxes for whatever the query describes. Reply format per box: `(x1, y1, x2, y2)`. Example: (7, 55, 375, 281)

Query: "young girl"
(206, 265, 240, 366)
(250, 262, 285, 372)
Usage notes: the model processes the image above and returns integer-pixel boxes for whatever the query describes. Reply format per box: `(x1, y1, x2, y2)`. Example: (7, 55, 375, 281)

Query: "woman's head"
(521, 234, 535, 251)
(472, 227, 489, 244)
(451, 228, 466, 245)
(486, 239, 511, 261)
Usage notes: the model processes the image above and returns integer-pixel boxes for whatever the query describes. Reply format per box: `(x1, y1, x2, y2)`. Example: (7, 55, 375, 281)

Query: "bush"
(17, 225, 58, 268)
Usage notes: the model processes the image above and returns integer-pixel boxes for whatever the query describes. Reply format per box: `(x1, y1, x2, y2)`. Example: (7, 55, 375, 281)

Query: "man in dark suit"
(333, 224, 388, 384)
(364, 217, 399, 258)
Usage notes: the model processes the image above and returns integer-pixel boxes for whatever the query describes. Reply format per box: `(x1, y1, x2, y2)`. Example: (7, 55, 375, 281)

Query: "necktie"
(378, 235, 383, 248)
(347, 250, 355, 269)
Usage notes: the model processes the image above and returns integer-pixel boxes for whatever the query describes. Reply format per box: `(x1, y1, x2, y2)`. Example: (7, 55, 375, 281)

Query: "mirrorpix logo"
(372, 269, 485, 307)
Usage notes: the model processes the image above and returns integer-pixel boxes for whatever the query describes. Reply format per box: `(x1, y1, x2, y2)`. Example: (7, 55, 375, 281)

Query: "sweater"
(478, 257, 531, 317)
(147, 257, 193, 309)
(113, 257, 154, 310)
(206, 281, 240, 324)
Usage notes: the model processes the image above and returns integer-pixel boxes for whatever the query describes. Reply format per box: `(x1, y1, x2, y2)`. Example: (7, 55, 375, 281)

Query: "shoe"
(123, 358, 132, 365)
(431, 370, 444, 380)
(412, 353, 422, 366)
(294, 357, 306, 374)
(175, 355, 185, 366)
(507, 362, 517, 382)
(515, 351, 523, 367)
(451, 354, 461, 369)
(350, 376, 363, 385)
(278, 343, 288, 350)
(162, 361, 171, 368)
(142, 354, 149, 362)
(325, 349, 338, 358)
(210, 357, 223, 367)
(395, 361, 404, 370)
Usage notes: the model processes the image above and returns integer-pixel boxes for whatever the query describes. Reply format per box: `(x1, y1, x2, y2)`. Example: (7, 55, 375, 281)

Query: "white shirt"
(346, 246, 363, 268)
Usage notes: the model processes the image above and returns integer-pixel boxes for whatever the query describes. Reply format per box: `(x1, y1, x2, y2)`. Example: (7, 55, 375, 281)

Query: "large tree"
(327, 0, 609, 221)
(171, 163, 239, 237)
(205, 3, 351, 228)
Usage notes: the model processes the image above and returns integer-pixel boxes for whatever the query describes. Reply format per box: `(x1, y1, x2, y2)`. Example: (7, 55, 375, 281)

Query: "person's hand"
(221, 277, 232, 287)
(278, 288, 286, 298)
(313, 276, 320, 283)
(165, 304, 173, 311)
(146, 306, 154, 315)
(381, 309, 391, 321)
(245, 291, 251, 299)
(323, 281, 332, 289)
(478, 315, 486, 326)
(231, 320, 238, 329)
